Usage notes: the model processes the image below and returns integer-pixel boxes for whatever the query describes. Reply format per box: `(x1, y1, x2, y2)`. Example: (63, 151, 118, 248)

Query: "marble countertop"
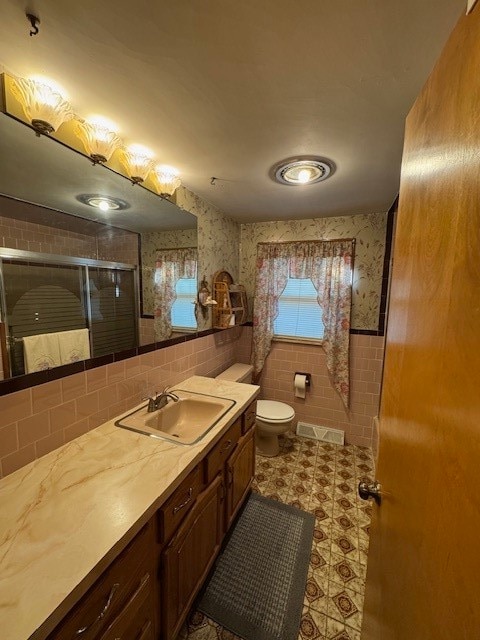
(0, 376, 259, 640)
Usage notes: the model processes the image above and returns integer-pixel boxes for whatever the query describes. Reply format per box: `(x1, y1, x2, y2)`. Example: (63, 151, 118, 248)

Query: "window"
(171, 277, 197, 330)
(273, 277, 324, 341)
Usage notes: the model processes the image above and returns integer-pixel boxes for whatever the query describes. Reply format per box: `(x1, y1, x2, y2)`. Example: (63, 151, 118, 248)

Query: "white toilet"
(255, 399, 296, 457)
(215, 363, 296, 457)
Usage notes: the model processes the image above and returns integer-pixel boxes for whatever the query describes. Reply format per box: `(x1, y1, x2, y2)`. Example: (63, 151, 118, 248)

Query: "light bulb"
(122, 144, 155, 184)
(298, 169, 311, 184)
(75, 115, 121, 163)
(11, 75, 74, 136)
(154, 164, 181, 196)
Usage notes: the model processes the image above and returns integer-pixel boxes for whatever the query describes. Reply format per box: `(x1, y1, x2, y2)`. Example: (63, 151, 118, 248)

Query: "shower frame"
(0, 247, 139, 378)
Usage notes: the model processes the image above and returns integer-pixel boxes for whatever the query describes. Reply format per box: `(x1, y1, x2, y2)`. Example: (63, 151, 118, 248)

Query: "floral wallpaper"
(141, 228, 197, 315)
(175, 187, 240, 331)
(240, 213, 387, 331)
(141, 187, 386, 333)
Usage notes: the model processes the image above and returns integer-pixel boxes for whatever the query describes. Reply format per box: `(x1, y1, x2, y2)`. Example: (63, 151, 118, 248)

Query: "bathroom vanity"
(0, 376, 259, 640)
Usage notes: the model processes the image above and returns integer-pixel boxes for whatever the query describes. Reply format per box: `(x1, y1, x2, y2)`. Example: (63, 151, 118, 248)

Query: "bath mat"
(197, 492, 314, 640)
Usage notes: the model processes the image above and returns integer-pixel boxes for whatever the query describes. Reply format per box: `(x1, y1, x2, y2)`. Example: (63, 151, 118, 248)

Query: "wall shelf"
(212, 270, 247, 329)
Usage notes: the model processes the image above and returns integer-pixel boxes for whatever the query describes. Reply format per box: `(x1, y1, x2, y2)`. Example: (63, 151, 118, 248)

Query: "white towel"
(58, 328, 91, 365)
(23, 333, 62, 374)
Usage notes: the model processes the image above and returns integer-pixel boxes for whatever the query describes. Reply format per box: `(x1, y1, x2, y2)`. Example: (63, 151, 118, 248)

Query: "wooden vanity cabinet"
(204, 416, 242, 484)
(204, 411, 256, 533)
(99, 582, 154, 640)
(225, 426, 256, 530)
(46, 402, 256, 640)
(161, 475, 224, 640)
(161, 410, 256, 640)
(242, 400, 257, 434)
(47, 521, 156, 640)
(158, 465, 203, 544)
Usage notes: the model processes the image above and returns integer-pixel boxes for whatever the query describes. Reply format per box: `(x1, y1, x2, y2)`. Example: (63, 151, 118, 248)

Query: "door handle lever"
(358, 480, 382, 505)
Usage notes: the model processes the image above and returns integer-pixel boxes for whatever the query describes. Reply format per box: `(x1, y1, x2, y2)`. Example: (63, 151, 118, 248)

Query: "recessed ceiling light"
(271, 156, 335, 186)
(76, 194, 130, 211)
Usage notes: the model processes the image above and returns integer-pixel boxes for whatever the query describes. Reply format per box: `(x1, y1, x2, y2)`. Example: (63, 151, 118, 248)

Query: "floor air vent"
(296, 421, 345, 445)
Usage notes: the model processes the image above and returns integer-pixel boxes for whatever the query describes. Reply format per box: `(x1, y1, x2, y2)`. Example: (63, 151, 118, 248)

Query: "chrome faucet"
(145, 388, 179, 413)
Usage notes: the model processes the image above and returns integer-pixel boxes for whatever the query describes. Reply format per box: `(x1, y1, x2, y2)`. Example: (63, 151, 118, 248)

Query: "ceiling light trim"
(76, 194, 130, 212)
(271, 156, 336, 186)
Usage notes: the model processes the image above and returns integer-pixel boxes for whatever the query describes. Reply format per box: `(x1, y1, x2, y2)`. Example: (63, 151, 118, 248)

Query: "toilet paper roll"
(294, 374, 307, 399)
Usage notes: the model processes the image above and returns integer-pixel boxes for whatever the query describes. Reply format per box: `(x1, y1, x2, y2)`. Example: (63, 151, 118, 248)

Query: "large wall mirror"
(0, 112, 198, 384)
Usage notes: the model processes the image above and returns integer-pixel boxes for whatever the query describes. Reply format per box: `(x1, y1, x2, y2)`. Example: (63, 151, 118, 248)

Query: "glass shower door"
(1, 260, 87, 376)
(87, 267, 137, 357)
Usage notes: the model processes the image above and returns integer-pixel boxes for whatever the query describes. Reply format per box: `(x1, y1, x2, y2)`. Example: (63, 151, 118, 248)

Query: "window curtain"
(252, 239, 354, 408)
(154, 247, 197, 341)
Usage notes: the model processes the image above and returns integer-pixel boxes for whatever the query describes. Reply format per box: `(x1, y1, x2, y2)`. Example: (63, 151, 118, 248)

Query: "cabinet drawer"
(242, 401, 257, 434)
(158, 465, 202, 543)
(48, 522, 153, 640)
(204, 417, 242, 484)
(100, 572, 153, 640)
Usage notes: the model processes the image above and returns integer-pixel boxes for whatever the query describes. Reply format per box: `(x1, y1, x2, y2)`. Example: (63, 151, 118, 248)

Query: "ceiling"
(0, 0, 464, 223)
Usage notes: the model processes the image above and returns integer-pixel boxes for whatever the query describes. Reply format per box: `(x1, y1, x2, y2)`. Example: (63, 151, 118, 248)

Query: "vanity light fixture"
(122, 144, 155, 185)
(76, 194, 130, 212)
(75, 116, 122, 164)
(272, 156, 335, 186)
(10, 76, 74, 136)
(154, 164, 182, 197)
(1, 72, 183, 200)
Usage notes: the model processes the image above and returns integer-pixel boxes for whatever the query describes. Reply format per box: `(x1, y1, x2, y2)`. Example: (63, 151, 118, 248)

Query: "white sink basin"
(115, 390, 236, 444)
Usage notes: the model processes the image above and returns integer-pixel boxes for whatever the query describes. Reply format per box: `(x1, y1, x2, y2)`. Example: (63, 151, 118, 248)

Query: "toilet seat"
(256, 400, 295, 423)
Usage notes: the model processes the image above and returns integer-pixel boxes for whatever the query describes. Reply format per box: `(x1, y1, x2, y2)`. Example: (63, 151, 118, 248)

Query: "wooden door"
(226, 427, 255, 530)
(161, 475, 223, 640)
(362, 7, 480, 640)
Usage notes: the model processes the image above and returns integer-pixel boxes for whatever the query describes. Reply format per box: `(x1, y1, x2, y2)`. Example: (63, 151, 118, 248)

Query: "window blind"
(274, 278, 324, 340)
(171, 277, 197, 330)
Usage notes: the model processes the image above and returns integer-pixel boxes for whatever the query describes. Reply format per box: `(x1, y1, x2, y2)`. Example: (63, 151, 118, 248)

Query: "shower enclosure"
(0, 248, 138, 378)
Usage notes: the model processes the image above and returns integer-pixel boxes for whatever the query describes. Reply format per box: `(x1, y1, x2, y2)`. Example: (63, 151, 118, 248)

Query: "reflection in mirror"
(152, 246, 198, 341)
(140, 232, 198, 343)
(0, 112, 197, 383)
(1, 250, 137, 377)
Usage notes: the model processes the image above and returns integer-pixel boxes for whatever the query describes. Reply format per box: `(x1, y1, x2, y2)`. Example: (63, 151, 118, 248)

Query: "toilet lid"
(256, 400, 295, 422)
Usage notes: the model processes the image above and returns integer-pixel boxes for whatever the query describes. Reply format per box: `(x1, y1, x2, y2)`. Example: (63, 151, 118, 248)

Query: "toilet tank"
(215, 363, 253, 383)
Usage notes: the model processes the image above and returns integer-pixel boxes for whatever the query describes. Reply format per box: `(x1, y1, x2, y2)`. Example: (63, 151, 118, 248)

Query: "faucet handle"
(142, 391, 159, 400)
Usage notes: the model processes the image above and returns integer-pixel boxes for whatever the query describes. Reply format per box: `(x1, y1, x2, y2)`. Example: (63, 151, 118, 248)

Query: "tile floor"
(180, 433, 375, 640)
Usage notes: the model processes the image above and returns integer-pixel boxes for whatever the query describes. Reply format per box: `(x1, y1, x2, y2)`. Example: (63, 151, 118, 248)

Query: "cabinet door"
(161, 475, 223, 640)
(225, 427, 255, 530)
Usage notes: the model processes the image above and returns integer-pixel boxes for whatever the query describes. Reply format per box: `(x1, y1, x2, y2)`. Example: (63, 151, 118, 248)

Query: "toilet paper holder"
(294, 372, 311, 387)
